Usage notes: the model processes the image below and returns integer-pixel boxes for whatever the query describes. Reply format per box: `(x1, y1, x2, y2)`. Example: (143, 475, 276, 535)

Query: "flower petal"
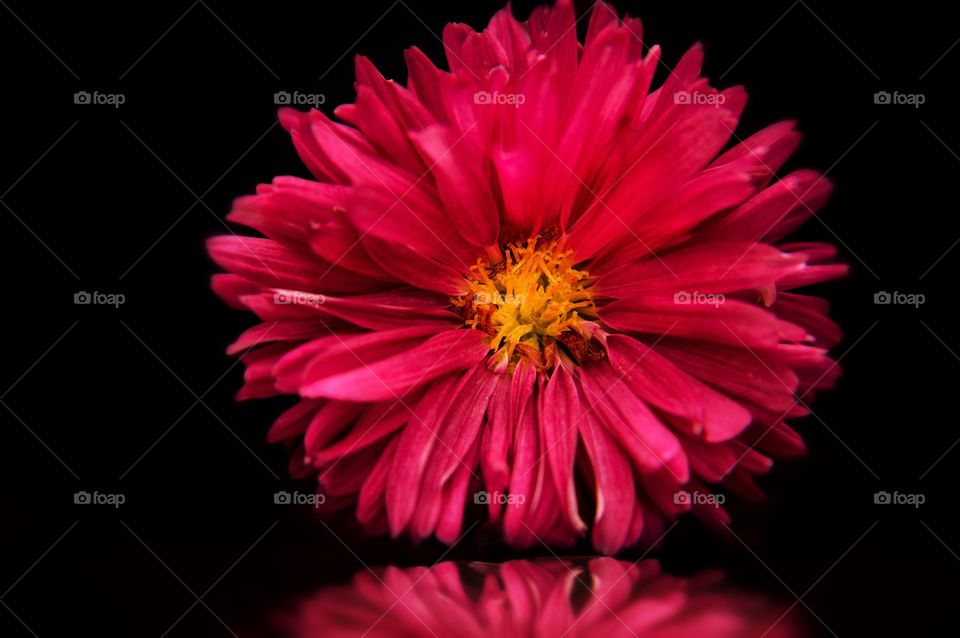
(300, 329, 490, 401)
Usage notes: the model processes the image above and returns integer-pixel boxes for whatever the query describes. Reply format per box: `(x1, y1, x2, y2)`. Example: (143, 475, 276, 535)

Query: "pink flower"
(282, 559, 803, 638)
(209, 0, 844, 553)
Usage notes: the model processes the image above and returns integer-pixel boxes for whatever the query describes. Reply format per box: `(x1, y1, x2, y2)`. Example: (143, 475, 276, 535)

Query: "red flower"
(283, 559, 802, 638)
(210, 0, 844, 553)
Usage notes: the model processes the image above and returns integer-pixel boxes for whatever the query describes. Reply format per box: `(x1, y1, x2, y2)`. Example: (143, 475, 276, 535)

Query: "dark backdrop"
(1, 1, 956, 636)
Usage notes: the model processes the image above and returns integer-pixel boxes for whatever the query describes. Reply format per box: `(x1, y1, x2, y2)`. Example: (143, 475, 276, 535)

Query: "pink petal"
(578, 408, 635, 555)
(598, 242, 805, 299)
(601, 297, 807, 348)
(540, 365, 587, 533)
(411, 126, 500, 247)
(274, 324, 440, 393)
(580, 364, 689, 481)
(605, 335, 751, 442)
(387, 375, 461, 536)
(299, 329, 490, 401)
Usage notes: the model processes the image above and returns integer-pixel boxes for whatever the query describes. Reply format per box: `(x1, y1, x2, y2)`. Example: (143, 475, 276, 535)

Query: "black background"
(1, 0, 957, 635)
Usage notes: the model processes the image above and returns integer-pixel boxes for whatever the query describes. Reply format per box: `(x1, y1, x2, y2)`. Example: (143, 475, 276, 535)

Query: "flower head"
(209, 0, 845, 553)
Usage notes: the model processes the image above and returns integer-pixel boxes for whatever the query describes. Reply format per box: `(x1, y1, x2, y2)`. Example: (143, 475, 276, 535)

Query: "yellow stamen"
(452, 236, 600, 371)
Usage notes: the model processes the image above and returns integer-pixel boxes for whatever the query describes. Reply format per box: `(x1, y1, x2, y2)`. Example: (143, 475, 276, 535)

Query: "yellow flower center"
(453, 237, 602, 372)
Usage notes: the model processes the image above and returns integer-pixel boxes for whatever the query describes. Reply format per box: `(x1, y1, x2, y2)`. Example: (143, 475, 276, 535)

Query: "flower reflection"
(282, 558, 801, 637)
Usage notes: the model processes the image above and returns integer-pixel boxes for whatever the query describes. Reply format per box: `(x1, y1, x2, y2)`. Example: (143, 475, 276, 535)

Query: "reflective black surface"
(2, 0, 958, 635)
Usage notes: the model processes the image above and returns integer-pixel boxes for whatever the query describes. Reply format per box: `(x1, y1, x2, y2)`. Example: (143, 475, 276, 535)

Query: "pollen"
(453, 236, 603, 372)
